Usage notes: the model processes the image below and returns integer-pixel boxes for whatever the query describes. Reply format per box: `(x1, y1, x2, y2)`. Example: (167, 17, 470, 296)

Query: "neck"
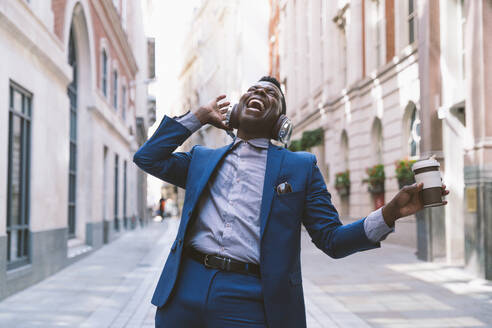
(237, 129, 270, 141)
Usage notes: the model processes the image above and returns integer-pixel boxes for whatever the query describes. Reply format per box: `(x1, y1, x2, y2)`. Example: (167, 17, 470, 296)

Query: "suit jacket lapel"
(190, 140, 235, 210)
(260, 143, 285, 239)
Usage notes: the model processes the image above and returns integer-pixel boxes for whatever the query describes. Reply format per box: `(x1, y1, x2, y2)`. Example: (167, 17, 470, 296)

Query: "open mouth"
(247, 98, 265, 112)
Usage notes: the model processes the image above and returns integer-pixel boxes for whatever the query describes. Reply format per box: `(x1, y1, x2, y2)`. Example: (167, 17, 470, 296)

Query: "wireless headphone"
(225, 104, 293, 146)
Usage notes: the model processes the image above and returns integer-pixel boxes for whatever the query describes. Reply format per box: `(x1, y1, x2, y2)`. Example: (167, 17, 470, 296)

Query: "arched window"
(404, 102, 420, 157)
(371, 118, 383, 164)
(102, 49, 108, 97)
(341, 130, 349, 171)
(67, 26, 78, 238)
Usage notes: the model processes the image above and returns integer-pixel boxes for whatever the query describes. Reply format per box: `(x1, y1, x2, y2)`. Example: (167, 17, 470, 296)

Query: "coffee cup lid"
(412, 158, 440, 171)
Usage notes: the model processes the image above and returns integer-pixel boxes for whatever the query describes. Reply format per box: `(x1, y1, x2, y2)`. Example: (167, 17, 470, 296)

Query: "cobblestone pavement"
(1, 218, 491, 327)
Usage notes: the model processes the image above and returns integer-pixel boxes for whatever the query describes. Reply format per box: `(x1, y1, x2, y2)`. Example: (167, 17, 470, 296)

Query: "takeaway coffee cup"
(412, 158, 444, 207)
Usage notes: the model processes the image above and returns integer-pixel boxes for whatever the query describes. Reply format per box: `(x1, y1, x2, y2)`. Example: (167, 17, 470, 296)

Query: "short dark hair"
(259, 76, 286, 115)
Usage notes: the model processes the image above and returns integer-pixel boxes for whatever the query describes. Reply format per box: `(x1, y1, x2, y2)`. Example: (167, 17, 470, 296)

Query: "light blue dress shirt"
(176, 112, 393, 264)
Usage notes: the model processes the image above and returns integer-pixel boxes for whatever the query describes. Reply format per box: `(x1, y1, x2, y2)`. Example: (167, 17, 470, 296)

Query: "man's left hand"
(382, 183, 449, 227)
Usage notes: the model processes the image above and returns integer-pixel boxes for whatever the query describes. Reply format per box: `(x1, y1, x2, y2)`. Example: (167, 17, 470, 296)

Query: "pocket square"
(276, 182, 293, 194)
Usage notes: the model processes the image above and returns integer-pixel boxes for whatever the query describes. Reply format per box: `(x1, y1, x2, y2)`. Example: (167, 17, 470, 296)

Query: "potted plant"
(363, 164, 385, 209)
(395, 158, 416, 189)
(363, 164, 385, 193)
(335, 170, 350, 197)
(288, 140, 302, 152)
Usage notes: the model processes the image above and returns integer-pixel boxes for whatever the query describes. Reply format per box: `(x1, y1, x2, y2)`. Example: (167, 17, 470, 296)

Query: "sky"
(144, 0, 201, 134)
(142, 0, 201, 206)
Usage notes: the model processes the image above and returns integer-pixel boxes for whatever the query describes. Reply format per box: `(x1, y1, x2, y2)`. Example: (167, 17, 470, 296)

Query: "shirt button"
(225, 223, 231, 228)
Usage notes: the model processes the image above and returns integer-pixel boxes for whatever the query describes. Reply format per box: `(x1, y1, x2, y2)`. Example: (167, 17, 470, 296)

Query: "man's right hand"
(191, 95, 231, 131)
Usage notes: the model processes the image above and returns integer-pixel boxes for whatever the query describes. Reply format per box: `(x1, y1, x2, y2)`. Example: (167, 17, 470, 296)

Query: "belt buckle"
(204, 254, 212, 268)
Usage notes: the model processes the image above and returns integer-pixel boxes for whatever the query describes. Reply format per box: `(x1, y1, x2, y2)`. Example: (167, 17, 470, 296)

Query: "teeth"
(248, 99, 264, 111)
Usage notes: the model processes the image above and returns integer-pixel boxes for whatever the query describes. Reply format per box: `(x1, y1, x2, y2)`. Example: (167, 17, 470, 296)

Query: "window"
(333, 3, 349, 87)
(408, 105, 421, 157)
(341, 130, 349, 171)
(371, 118, 383, 164)
(102, 50, 108, 97)
(7, 82, 32, 270)
(68, 27, 78, 239)
(122, 85, 126, 120)
(342, 30, 347, 87)
(408, 0, 417, 44)
(374, 0, 382, 68)
(114, 154, 119, 231)
(103, 146, 108, 221)
(113, 70, 118, 109)
(123, 160, 127, 229)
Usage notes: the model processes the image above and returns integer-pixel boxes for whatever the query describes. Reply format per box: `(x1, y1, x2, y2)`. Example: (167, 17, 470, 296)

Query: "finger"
(442, 184, 446, 190)
(442, 200, 448, 205)
(219, 107, 229, 114)
(405, 182, 422, 193)
(216, 94, 227, 101)
(443, 189, 450, 196)
(218, 101, 230, 108)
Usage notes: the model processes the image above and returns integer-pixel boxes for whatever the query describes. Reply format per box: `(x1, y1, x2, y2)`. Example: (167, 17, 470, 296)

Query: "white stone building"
(178, 0, 271, 150)
(273, 0, 492, 279)
(274, 0, 422, 244)
(0, 0, 155, 300)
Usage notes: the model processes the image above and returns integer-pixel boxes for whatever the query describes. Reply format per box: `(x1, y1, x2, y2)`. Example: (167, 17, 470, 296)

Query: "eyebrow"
(251, 83, 281, 95)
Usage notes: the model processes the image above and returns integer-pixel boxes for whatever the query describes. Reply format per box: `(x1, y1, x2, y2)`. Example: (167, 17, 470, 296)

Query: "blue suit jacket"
(133, 115, 380, 328)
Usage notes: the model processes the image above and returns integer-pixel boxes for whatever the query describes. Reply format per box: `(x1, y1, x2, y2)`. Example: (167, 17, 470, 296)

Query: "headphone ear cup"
(272, 115, 287, 141)
(272, 114, 293, 144)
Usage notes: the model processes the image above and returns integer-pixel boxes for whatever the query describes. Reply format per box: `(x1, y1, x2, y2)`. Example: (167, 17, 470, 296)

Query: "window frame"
(113, 69, 118, 110)
(102, 49, 108, 97)
(123, 160, 127, 229)
(7, 81, 33, 270)
(114, 153, 119, 231)
(121, 84, 126, 120)
(408, 0, 417, 44)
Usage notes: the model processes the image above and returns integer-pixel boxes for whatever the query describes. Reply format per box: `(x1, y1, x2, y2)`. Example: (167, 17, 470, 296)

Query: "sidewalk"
(0, 218, 179, 328)
(301, 228, 492, 327)
(0, 219, 491, 327)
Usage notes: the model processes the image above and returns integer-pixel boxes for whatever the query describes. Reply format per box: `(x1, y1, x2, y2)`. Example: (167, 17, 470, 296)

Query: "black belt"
(184, 247, 260, 277)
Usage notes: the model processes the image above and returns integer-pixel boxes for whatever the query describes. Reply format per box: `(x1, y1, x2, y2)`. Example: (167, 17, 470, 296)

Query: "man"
(133, 76, 448, 328)
(158, 196, 166, 219)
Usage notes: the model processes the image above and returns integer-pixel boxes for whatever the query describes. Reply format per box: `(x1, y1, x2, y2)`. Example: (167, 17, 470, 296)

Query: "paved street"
(1, 218, 491, 327)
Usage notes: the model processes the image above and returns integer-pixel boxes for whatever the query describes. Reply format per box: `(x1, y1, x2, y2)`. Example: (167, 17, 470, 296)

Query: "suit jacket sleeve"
(302, 155, 380, 258)
(133, 115, 196, 189)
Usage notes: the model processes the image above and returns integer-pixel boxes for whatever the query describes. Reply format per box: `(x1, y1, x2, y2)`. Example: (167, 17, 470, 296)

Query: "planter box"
(336, 186, 350, 197)
(398, 178, 415, 189)
(368, 183, 385, 194)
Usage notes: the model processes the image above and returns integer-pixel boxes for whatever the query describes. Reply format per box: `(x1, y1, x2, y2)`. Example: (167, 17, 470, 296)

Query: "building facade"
(0, 0, 155, 300)
(273, 0, 492, 279)
(178, 0, 270, 150)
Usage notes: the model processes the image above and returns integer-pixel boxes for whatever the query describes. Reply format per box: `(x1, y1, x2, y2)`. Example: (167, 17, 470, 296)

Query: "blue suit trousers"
(155, 256, 267, 327)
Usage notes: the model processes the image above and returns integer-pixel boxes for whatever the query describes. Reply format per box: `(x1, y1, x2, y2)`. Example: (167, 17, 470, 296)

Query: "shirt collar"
(234, 137, 270, 149)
